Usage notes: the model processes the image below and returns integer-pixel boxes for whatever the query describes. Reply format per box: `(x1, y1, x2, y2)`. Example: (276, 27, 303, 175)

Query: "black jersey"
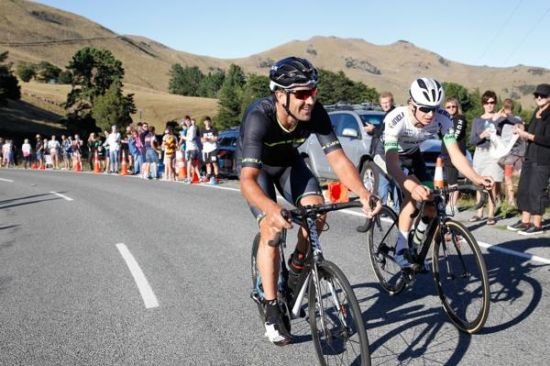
(237, 97, 341, 169)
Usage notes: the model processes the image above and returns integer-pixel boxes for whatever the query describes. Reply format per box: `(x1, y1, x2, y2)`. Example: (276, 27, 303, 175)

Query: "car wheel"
(360, 160, 379, 195)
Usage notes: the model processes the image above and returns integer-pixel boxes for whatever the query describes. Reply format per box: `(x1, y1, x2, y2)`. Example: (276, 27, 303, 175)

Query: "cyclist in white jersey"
(384, 78, 494, 269)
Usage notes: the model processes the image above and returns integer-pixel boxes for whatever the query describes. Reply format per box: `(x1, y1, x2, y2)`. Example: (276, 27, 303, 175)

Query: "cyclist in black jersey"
(237, 57, 381, 346)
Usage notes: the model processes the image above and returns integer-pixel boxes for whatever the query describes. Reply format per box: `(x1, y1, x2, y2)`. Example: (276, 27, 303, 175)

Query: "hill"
(1, 0, 548, 128)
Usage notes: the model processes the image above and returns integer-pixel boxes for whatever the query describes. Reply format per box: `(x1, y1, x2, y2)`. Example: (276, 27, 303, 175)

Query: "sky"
(34, 0, 550, 69)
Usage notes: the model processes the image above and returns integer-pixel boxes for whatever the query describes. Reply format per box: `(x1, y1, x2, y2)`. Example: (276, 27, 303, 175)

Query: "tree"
(317, 69, 378, 104)
(168, 64, 204, 96)
(35, 61, 61, 83)
(91, 80, 136, 131)
(443, 82, 474, 112)
(0, 51, 21, 105)
(197, 69, 225, 98)
(216, 64, 246, 129)
(57, 70, 73, 84)
(65, 47, 125, 120)
(16, 63, 36, 82)
(240, 74, 271, 119)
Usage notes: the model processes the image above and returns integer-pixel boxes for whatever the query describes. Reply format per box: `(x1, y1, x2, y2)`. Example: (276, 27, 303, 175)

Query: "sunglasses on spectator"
(534, 93, 548, 99)
(483, 100, 496, 105)
(445, 105, 458, 109)
(288, 87, 318, 100)
(417, 105, 437, 113)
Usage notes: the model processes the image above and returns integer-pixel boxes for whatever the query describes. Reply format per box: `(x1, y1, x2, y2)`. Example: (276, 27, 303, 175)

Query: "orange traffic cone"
(433, 156, 445, 189)
(73, 159, 82, 172)
(176, 151, 187, 181)
(40, 161, 45, 170)
(191, 158, 200, 184)
(31, 162, 37, 170)
(328, 181, 349, 203)
(93, 151, 101, 173)
(120, 150, 129, 176)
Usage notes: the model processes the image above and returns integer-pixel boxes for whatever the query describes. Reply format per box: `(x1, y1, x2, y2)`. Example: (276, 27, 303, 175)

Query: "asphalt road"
(1, 169, 549, 365)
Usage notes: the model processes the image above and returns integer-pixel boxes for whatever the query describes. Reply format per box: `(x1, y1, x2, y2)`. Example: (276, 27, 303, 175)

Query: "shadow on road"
(352, 239, 548, 365)
(0, 193, 62, 210)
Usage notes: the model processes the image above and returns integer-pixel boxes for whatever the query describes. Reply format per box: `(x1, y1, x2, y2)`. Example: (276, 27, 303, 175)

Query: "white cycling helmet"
(409, 78, 445, 108)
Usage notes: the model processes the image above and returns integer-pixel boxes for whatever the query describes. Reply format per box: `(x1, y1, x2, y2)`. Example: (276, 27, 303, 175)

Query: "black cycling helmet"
(269, 56, 319, 91)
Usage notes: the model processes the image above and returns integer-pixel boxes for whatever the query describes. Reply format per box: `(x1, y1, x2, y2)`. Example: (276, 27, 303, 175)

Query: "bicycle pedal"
(250, 290, 264, 305)
(401, 269, 416, 286)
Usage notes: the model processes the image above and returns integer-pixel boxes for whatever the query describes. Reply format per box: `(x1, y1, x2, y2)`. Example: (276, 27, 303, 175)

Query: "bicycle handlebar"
(431, 184, 489, 211)
(267, 195, 379, 247)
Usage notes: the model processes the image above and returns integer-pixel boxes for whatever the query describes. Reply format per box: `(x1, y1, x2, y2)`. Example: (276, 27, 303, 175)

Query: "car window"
(335, 114, 360, 137)
(329, 113, 342, 130)
(359, 113, 384, 126)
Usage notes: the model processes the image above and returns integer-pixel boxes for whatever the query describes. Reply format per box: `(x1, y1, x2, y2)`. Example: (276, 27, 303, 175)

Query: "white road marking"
(477, 241, 550, 265)
(0, 178, 14, 182)
(337, 208, 550, 265)
(116, 243, 159, 309)
(50, 191, 74, 201)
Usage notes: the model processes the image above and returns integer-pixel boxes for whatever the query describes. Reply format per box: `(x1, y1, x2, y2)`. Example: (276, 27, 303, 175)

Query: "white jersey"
(384, 106, 456, 155)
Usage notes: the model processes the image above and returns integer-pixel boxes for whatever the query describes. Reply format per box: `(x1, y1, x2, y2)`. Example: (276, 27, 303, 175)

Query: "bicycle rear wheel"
(432, 220, 490, 333)
(367, 206, 405, 295)
(308, 260, 370, 366)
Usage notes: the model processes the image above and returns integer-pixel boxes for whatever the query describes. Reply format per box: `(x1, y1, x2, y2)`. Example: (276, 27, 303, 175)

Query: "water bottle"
(412, 217, 429, 247)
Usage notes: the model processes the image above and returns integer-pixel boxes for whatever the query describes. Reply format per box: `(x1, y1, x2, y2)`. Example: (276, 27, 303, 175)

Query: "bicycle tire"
(367, 206, 406, 295)
(308, 260, 371, 366)
(432, 220, 490, 334)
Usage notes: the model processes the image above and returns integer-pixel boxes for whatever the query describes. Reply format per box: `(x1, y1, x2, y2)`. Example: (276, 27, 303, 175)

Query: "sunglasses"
(534, 93, 549, 99)
(288, 87, 319, 100)
(445, 105, 457, 109)
(417, 105, 437, 113)
(483, 100, 496, 105)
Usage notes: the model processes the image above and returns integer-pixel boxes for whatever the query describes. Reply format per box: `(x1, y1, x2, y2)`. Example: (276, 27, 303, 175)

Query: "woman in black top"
(442, 97, 468, 213)
(507, 84, 550, 235)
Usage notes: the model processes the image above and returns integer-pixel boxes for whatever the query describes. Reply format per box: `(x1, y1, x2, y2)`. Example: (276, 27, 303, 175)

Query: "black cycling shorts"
(240, 157, 323, 222)
(399, 149, 430, 183)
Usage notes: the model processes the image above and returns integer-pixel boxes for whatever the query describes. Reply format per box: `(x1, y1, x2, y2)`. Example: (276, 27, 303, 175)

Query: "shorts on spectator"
(502, 155, 523, 177)
(186, 149, 199, 162)
(164, 154, 174, 164)
(145, 148, 158, 163)
(204, 150, 218, 163)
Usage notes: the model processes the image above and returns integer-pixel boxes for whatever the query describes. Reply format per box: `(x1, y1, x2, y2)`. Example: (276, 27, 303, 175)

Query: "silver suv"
(298, 105, 385, 193)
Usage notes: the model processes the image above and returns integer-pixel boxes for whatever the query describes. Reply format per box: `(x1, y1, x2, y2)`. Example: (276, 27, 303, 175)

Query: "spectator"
(105, 125, 121, 173)
(200, 116, 219, 184)
(162, 127, 177, 181)
(22, 138, 33, 169)
(371, 91, 400, 211)
(2, 139, 14, 167)
(128, 127, 141, 175)
(142, 125, 158, 179)
(0, 137, 3, 165)
(442, 97, 468, 214)
(496, 98, 525, 206)
(61, 135, 72, 170)
(507, 84, 550, 235)
(35, 134, 44, 168)
(183, 118, 201, 183)
(469, 91, 502, 225)
(87, 133, 100, 170)
(72, 134, 83, 168)
(179, 116, 190, 153)
(47, 135, 61, 169)
(102, 129, 111, 173)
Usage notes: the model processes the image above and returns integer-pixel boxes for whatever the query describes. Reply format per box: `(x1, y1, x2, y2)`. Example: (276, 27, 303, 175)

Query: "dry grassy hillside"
(1, 0, 549, 117)
(17, 81, 218, 130)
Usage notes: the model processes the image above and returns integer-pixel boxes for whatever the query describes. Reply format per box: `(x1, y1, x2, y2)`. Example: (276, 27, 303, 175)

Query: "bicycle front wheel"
(367, 205, 405, 295)
(308, 260, 370, 366)
(432, 220, 490, 333)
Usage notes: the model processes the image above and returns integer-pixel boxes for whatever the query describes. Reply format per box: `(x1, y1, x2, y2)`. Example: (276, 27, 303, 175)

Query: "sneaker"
(394, 248, 419, 271)
(183, 178, 191, 185)
(264, 302, 292, 346)
(507, 221, 530, 232)
(209, 176, 218, 185)
(518, 226, 544, 236)
(200, 176, 209, 183)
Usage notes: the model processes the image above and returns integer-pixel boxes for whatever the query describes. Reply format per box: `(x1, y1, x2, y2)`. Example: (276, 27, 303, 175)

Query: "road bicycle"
(366, 184, 490, 333)
(251, 199, 371, 366)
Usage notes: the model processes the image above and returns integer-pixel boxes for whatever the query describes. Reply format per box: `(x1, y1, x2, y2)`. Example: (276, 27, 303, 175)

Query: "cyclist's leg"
(277, 157, 324, 254)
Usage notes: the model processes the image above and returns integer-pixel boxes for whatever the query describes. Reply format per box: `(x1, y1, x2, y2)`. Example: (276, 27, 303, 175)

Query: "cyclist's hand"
(360, 194, 381, 218)
(265, 204, 292, 232)
(411, 184, 431, 202)
(475, 176, 494, 190)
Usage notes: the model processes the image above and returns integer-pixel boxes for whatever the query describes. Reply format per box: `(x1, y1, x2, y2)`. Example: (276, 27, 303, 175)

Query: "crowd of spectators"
(2, 85, 550, 233)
